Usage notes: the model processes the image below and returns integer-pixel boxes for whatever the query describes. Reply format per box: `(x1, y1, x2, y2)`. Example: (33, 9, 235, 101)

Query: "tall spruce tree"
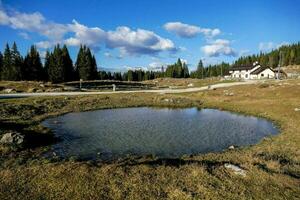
(62, 45, 74, 82)
(0, 51, 3, 80)
(1, 44, 13, 80)
(196, 59, 204, 79)
(44, 50, 50, 81)
(75, 45, 98, 80)
(2, 43, 22, 80)
(22, 45, 43, 80)
(10, 42, 22, 80)
(48, 45, 65, 83)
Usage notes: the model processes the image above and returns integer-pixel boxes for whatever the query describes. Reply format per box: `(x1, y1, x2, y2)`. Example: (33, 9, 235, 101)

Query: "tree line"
(1, 42, 300, 83)
(234, 42, 300, 68)
(0, 43, 98, 83)
(190, 60, 230, 79)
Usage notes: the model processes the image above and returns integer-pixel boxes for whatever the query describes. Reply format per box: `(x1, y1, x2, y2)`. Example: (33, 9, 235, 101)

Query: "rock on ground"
(3, 88, 16, 93)
(0, 132, 25, 146)
(224, 163, 246, 177)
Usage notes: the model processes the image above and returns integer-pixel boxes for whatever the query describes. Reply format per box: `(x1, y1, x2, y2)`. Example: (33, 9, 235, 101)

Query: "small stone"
(4, 88, 16, 93)
(228, 145, 235, 150)
(224, 163, 246, 177)
(27, 88, 37, 93)
(0, 132, 25, 146)
(187, 83, 194, 87)
(294, 108, 300, 112)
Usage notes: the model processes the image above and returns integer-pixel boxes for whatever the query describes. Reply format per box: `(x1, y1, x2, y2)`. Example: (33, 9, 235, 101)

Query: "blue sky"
(0, 0, 299, 71)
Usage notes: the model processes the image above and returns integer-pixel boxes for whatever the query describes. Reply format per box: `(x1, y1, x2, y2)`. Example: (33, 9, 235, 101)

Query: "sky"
(0, 0, 299, 72)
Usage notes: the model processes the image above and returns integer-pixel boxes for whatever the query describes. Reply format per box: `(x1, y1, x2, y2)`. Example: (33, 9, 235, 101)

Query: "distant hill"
(233, 42, 300, 68)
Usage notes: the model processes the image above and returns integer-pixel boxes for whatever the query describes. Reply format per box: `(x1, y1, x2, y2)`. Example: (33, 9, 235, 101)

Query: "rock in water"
(0, 132, 25, 146)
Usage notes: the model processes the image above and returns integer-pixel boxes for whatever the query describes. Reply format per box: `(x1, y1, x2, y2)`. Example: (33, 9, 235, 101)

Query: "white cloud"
(1, 9, 68, 40)
(164, 22, 221, 38)
(259, 41, 289, 52)
(201, 39, 236, 57)
(35, 41, 53, 49)
(148, 61, 167, 71)
(104, 52, 113, 58)
(18, 32, 30, 40)
(64, 20, 106, 51)
(106, 26, 176, 56)
(0, 5, 177, 56)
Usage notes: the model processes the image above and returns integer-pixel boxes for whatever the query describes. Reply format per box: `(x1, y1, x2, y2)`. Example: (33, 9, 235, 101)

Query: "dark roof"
(250, 67, 273, 75)
(230, 62, 260, 71)
(230, 66, 254, 71)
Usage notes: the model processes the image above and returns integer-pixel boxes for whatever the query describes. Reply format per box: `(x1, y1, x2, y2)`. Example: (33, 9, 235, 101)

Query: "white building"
(229, 61, 276, 80)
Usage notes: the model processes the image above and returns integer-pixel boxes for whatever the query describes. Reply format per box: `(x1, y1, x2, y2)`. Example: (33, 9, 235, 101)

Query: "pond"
(42, 107, 278, 160)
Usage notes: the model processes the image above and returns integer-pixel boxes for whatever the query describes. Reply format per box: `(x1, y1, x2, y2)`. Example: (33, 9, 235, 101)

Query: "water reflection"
(42, 107, 278, 160)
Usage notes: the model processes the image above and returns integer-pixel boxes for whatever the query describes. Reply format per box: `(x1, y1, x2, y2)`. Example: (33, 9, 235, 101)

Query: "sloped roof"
(230, 62, 260, 71)
(250, 67, 274, 75)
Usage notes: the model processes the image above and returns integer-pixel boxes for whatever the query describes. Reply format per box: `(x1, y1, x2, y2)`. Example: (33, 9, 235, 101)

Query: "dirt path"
(0, 80, 259, 99)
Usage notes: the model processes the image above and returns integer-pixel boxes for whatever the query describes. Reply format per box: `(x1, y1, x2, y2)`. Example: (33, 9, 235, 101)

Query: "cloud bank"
(201, 39, 236, 57)
(164, 22, 221, 38)
(0, 6, 176, 56)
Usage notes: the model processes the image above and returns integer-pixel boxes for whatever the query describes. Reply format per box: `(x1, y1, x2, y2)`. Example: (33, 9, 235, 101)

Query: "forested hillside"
(0, 42, 299, 83)
(233, 43, 300, 68)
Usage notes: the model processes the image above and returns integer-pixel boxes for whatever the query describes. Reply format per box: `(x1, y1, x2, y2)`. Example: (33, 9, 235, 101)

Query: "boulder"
(228, 145, 235, 150)
(4, 88, 16, 93)
(0, 132, 25, 146)
(27, 88, 37, 93)
(187, 83, 194, 87)
(224, 163, 246, 177)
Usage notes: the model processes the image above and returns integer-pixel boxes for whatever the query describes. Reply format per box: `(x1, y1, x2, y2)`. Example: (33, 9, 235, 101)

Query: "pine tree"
(1, 44, 11, 80)
(22, 45, 43, 80)
(44, 50, 50, 81)
(61, 45, 74, 82)
(196, 59, 204, 79)
(2, 42, 22, 80)
(75, 45, 98, 80)
(10, 42, 22, 80)
(0, 51, 3, 80)
(48, 45, 65, 83)
(127, 70, 133, 81)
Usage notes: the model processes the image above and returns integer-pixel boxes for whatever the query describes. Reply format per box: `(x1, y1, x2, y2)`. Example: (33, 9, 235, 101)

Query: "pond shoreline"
(1, 80, 299, 199)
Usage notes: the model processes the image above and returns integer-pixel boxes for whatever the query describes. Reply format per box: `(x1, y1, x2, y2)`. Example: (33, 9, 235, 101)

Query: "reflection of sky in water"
(42, 107, 278, 160)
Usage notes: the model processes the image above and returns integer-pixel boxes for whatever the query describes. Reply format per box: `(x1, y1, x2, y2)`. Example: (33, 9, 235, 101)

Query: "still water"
(42, 107, 278, 160)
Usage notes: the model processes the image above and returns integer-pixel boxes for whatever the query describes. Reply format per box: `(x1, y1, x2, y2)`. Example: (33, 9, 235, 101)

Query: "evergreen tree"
(0, 51, 2, 80)
(127, 70, 133, 81)
(75, 45, 98, 80)
(44, 50, 51, 81)
(48, 45, 65, 83)
(22, 45, 43, 80)
(2, 42, 22, 80)
(196, 59, 204, 79)
(62, 45, 74, 82)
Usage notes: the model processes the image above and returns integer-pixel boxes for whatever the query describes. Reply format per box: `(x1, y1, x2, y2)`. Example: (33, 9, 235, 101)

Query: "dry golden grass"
(0, 79, 300, 199)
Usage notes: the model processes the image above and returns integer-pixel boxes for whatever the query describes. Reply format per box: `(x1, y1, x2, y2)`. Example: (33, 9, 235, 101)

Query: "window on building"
(239, 74, 241, 78)
(245, 74, 248, 78)
(261, 74, 264, 77)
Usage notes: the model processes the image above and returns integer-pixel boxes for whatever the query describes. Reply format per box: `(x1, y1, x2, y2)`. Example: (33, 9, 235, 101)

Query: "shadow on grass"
(0, 120, 58, 149)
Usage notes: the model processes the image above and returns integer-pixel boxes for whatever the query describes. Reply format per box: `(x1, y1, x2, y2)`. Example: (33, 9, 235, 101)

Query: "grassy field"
(0, 79, 299, 199)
